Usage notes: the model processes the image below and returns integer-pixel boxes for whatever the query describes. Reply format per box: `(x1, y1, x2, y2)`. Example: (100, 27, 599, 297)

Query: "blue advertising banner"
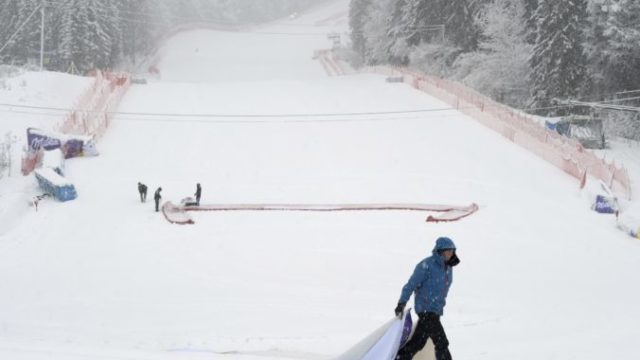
(27, 127, 61, 152)
(27, 128, 96, 159)
(594, 195, 616, 214)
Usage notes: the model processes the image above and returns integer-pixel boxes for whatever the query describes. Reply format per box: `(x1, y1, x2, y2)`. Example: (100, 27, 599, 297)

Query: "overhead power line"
(561, 99, 640, 113)
(0, 101, 458, 119)
(0, 98, 583, 125)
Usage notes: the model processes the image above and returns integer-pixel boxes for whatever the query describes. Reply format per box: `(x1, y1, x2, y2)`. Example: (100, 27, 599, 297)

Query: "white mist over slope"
(0, 1, 639, 359)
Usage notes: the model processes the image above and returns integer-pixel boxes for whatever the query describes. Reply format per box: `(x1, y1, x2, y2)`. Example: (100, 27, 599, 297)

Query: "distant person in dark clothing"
(138, 182, 147, 203)
(154, 187, 162, 212)
(194, 183, 202, 206)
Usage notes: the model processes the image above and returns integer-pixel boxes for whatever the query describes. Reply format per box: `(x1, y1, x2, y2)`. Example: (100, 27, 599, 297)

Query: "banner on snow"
(334, 310, 436, 360)
(582, 178, 619, 214)
(27, 128, 98, 159)
(617, 214, 640, 240)
(335, 311, 412, 360)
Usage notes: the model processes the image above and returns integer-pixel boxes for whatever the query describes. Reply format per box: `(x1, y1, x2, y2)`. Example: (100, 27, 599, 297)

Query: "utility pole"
(40, 2, 45, 71)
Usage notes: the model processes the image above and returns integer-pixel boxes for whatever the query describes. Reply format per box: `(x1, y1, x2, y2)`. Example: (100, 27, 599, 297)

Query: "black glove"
(447, 253, 460, 267)
(394, 302, 406, 318)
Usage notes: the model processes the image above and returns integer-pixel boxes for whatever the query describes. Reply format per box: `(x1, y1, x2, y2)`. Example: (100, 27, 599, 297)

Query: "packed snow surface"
(0, 1, 639, 359)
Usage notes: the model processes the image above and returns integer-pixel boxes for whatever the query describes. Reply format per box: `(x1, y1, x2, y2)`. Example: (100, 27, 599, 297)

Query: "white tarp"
(335, 313, 407, 360)
(334, 310, 436, 360)
(361, 315, 406, 360)
(335, 313, 408, 360)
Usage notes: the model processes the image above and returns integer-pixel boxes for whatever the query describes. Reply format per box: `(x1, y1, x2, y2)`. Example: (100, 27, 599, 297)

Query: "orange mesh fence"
(366, 66, 632, 200)
(57, 70, 130, 140)
(316, 50, 345, 76)
(22, 71, 129, 176)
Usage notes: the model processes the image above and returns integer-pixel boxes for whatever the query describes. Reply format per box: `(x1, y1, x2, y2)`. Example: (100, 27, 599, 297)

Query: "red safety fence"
(162, 202, 195, 225)
(315, 50, 347, 76)
(57, 70, 131, 139)
(22, 70, 130, 175)
(366, 66, 632, 200)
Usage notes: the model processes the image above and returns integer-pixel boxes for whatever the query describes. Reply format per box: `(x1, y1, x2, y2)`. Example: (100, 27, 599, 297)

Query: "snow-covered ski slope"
(1, 0, 640, 359)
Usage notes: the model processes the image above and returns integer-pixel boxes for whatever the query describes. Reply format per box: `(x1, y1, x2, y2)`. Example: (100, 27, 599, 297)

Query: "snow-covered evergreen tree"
(386, 0, 411, 65)
(400, 0, 423, 46)
(349, 0, 370, 58)
(1, 0, 325, 72)
(58, 0, 116, 72)
(584, 0, 640, 140)
(11, 0, 41, 63)
(59, 0, 87, 73)
(0, 0, 21, 62)
(601, 0, 640, 92)
(454, 0, 532, 106)
(118, 0, 160, 65)
(361, 0, 395, 64)
(442, 0, 479, 51)
(86, 0, 115, 70)
(408, 0, 446, 45)
(524, 0, 538, 44)
(529, 0, 588, 115)
(583, 0, 614, 96)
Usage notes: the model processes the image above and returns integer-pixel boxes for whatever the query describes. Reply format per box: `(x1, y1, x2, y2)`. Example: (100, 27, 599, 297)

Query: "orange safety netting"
(367, 66, 632, 200)
(57, 70, 131, 139)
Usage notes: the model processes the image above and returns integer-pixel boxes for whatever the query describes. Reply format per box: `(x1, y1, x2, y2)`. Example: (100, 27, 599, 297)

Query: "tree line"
(348, 0, 640, 139)
(0, 0, 319, 73)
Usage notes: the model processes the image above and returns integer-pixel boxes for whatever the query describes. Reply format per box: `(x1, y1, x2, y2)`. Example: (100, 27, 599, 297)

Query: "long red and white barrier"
(364, 65, 632, 200)
(162, 202, 479, 225)
(315, 50, 346, 76)
(162, 202, 195, 225)
(57, 70, 130, 139)
(22, 70, 130, 175)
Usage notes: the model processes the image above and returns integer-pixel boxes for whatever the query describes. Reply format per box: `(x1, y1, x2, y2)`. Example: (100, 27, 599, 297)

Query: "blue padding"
(34, 170, 77, 202)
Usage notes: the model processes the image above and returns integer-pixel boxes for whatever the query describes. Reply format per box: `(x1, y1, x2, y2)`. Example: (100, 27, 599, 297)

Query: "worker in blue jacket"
(394, 237, 460, 360)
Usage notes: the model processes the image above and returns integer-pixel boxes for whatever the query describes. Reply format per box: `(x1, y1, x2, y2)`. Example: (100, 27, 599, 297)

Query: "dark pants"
(140, 191, 146, 203)
(396, 312, 452, 360)
(155, 198, 160, 212)
(195, 195, 200, 206)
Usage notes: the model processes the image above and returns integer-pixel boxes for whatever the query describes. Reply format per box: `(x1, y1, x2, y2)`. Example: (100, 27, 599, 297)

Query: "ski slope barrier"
(162, 202, 479, 225)
(315, 50, 347, 76)
(58, 70, 130, 139)
(34, 168, 77, 202)
(21, 71, 130, 175)
(363, 65, 632, 201)
(162, 202, 194, 225)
